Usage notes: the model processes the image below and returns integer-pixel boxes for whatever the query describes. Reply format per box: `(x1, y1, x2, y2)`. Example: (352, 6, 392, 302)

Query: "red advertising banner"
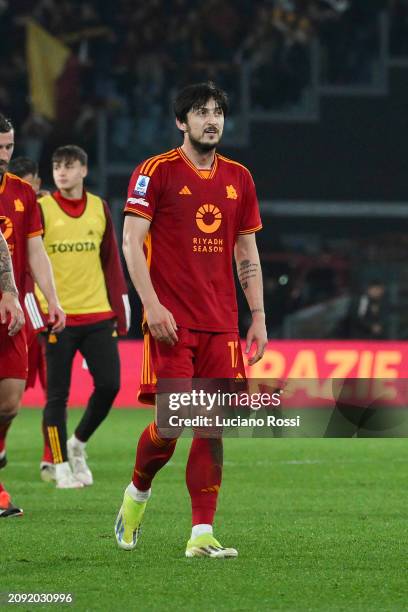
(247, 340, 408, 379)
(22, 340, 408, 408)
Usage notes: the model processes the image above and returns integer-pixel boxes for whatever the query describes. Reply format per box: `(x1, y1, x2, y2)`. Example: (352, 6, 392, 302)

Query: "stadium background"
(4, 2, 408, 611)
(3, 0, 406, 404)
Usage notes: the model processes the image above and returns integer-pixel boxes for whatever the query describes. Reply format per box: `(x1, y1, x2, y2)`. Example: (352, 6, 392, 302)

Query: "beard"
(187, 130, 221, 154)
(0, 160, 8, 173)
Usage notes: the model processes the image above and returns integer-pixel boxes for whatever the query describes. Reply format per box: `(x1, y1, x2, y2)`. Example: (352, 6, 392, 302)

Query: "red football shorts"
(0, 324, 28, 380)
(26, 332, 46, 389)
(139, 327, 245, 405)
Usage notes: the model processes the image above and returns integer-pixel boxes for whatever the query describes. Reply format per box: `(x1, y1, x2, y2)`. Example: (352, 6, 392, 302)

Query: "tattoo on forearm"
(251, 308, 264, 315)
(238, 259, 258, 290)
(0, 236, 18, 295)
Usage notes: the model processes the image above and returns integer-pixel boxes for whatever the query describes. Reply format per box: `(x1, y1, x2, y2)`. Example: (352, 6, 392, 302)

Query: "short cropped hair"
(173, 81, 229, 123)
(0, 113, 13, 133)
(9, 157, 39, 178)
(52, 145, 88, 166)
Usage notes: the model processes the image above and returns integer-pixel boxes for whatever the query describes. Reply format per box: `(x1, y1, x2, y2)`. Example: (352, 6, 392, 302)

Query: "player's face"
(53, 159, 87, 191)
(180, 99, 224, 153)
(0, 130, 15, 173)
(22, 173, 41, 194)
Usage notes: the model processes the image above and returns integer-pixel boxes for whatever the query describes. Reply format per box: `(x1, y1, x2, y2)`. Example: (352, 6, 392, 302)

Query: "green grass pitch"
(2, 408, 408, 611)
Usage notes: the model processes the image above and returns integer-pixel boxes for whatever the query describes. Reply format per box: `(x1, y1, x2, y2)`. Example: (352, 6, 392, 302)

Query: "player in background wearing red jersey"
(8, 157, 39, 188)
(0, 227, 26, 517)
(115, 83, 267, 557)
(8, 157, 50, 392)
(8, 157, 48, 197)
(0, 114, 65, 517)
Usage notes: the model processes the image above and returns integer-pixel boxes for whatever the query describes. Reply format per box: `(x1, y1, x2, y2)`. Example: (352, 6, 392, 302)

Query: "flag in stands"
(26, 20, 74, 121)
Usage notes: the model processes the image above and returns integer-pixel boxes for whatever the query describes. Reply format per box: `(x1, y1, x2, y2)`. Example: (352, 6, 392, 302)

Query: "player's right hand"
(0, 292, 25, 336)
(47, 301, 66, 333)
(145, 301, 178, 346)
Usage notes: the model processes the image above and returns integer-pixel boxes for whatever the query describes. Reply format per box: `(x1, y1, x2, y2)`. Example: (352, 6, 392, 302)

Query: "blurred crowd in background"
(1, 0, 407, 340)
(1, 0, 387, 157)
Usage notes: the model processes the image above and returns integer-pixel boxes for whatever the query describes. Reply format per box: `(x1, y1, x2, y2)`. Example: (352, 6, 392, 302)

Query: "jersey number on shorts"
(228, 341, 239, 368)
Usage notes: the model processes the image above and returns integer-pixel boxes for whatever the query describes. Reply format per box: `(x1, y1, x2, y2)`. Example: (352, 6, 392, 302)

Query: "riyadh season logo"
(195, 204, 222, 234)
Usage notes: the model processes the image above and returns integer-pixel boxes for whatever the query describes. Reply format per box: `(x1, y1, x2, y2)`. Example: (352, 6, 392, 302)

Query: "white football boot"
(55, 461, 84, 489)
(40, 461, 56, 482)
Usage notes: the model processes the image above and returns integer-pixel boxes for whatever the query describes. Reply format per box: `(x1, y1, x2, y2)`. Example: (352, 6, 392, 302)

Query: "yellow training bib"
(36, 193, 111, 315)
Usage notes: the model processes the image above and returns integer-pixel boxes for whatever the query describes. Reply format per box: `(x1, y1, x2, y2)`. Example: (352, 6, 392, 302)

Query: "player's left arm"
(234, 233, 267, 365)
(27, 236, 66, 332)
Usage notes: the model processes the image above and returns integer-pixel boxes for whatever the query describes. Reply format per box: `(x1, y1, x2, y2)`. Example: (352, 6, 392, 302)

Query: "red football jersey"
(0, 172, 43, 297)
(124, 148, 262, 332)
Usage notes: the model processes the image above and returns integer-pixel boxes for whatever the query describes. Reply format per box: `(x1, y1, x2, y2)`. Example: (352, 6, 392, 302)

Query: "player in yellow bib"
(36, 145, 130, 489)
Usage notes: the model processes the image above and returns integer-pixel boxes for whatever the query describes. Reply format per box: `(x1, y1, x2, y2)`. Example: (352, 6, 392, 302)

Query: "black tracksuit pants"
(43, 319, 120, 463)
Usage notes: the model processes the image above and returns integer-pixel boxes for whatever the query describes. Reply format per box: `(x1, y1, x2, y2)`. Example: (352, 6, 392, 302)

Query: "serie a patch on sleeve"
(133, 175, 150, 196)
(126, 197, 149, 207)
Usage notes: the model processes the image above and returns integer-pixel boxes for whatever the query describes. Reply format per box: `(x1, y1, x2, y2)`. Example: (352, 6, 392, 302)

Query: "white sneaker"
(40, 461, 56, 482)
(55, 461, 84, 489)
(67, 438, 93, 486)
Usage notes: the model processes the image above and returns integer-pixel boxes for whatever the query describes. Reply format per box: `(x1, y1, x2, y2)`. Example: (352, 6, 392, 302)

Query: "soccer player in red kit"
(0, 228, 25, 517)
(0, 114, 65, 517)
(8, 157, 50, 392)
(115, 83, 267, 557)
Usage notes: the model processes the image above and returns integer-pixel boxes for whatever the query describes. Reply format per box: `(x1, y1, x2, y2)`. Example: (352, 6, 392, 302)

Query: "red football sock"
(0, 481, 10, 508)
(41, 421, 53, 463)
(132, 422, 177, 491)
(0, 420, 12, 454)
(186, 437, 223, 526)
